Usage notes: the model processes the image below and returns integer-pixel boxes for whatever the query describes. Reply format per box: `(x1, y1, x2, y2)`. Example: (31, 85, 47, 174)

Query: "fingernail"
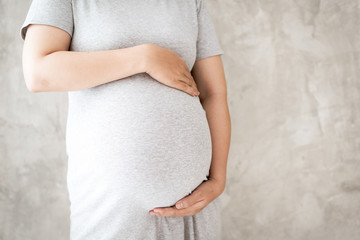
(154, 209, 160, 213)
(176, 202, 183, 209)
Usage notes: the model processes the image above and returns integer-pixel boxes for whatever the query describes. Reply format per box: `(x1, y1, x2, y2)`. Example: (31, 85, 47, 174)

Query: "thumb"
(175, 191, 202, 209)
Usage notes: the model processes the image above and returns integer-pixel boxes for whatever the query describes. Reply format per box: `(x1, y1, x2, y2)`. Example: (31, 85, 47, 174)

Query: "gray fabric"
(20, 0, 224, 239)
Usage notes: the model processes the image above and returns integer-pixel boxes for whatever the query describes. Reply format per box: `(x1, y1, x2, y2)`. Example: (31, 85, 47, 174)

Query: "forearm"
(31, 44, 147, 92)
(201, 94, 231, 191)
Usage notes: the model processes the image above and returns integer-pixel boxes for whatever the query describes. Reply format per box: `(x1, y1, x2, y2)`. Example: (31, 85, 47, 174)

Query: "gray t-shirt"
(21, 0, 224, 239)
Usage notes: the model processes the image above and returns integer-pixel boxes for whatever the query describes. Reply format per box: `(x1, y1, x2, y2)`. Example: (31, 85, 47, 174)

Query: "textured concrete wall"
(1, 0, 359, 239)
(1, 1, 71, 239)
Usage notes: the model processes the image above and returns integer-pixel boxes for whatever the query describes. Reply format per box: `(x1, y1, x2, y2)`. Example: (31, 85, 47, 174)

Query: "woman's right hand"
(141, 44, 200, 97)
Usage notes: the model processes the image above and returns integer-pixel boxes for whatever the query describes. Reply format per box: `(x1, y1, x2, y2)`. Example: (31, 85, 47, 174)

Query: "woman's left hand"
(148, 177, 225, 217)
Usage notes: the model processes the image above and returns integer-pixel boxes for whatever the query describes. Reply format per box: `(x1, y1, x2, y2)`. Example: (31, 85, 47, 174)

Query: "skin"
(22, 24, 231, 218)
(22, 24, 199, 95)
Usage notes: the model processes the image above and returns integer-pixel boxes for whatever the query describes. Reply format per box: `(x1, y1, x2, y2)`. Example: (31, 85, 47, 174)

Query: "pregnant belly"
(65, 74, 212, 211)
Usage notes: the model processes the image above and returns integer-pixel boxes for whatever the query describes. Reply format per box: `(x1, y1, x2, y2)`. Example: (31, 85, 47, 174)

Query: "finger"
(176, 79, 198, 96)
(156, 200, 206, 217)
(177, 74, 199, 95)
(181, 69, 197, 90)
(182, 66, 196, 84)
(163, 75, 196, 97)
(182, 71, 198, 92)
(176, 73, 192, 88)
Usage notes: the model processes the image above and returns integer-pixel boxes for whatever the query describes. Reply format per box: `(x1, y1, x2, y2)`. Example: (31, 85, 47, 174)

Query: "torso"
(66, 0, 211, 214)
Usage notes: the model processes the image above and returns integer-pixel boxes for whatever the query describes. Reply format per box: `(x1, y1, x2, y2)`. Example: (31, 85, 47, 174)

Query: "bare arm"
(191, 55, 231, 192)
(22, 24, 199, 96)
(22, 24, 146, 93)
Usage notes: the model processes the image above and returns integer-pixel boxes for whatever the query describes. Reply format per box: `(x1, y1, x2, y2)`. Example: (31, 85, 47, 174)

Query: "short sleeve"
(195, 0, 224, 61)
(20, 0, 74, 40)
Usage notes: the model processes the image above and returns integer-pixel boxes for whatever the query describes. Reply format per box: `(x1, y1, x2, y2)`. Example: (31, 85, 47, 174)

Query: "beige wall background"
(1, 0, 360, 239)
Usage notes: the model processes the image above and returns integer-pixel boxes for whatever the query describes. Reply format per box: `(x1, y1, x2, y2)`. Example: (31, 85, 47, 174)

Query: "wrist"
(209, 170, 226, 185)
(208, 175, 226, 195)
(135, 43, 151, 74)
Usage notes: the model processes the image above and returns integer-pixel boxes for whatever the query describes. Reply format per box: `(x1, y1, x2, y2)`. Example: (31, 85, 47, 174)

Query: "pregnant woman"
(20, 0, 231, 239)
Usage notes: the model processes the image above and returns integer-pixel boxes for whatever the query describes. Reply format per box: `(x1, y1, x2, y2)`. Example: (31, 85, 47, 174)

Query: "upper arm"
(191, 0, 226, 100)
(23, 24, 72, 57)
(194, 0, 224, 61)
(20, 0, 74, 92)
(191, 55, 226, 101)
(22, 24, 71, 91)
(22, 25, 71, 91)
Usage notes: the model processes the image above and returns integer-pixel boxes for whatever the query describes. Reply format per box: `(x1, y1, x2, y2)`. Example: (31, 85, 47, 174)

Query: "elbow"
(27, 84, 42, 93)
(23, 64, 48, 93)
(22, 54, 50, 93)
(24, 76, 39, 93)
(200, 90, 227, 102)
(24, 72, 47, 93)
